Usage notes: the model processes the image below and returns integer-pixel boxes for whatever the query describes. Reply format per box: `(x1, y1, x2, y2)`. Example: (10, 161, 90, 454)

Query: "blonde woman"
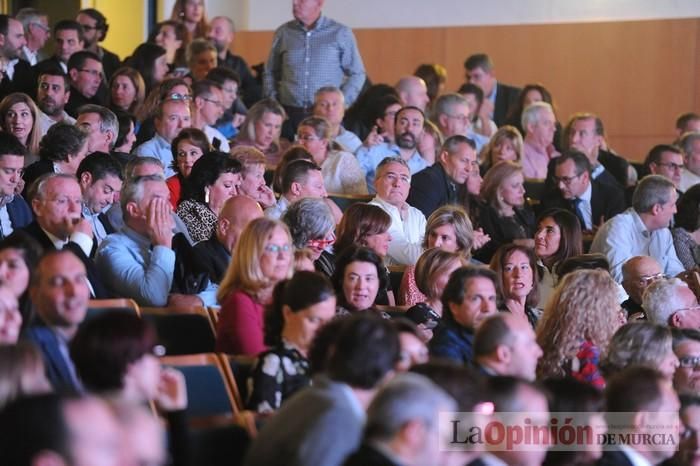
(536, 269, 622, 387)
(215, 218, 294, 356)
(479, 125, 524, 173)
(233, 98, 289, 167)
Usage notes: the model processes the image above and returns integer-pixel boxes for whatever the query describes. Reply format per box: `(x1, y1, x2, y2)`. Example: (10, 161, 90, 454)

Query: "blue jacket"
(428, 315, 475, 366)
(7, 195, 32, 231)
(23, 323, 81, 394)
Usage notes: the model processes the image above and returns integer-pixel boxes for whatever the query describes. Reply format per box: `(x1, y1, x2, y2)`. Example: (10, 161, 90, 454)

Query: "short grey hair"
(632, 175, 675, 214)
(364, 373, 456, 442)
(433, 93, 468, 119)
(120, 174, 165, 216)
(282, 198, 334, 248)
(643, 277, 690, 325)
(125, 157, 164, 181)
(679, 131, 700, 156)
(15, 8, 46, 30)
(314, 86, 343, 100)
(31, 173, 78, 202)
(376, 156, 410, 180)
(77, 104, 118, 149)
(521, 102, 553, 132)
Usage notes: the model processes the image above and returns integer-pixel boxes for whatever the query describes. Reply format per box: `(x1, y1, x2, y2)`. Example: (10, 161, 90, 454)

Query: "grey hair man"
(313, 85, 362, 152)
(591, 175, 684, 282)
(521, 101, 559, 180)
(643, 277, 700, 329)
(344, 373, 457, 466)
(15, 8, 49, 66)
(75, 104, 118, 153)
(679, 131, 700, 192)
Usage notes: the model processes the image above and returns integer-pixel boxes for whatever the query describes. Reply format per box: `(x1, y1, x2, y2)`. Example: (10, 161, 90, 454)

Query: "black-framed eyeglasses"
(654, 161, 684, 171)
(679, 355, 700, 369)
(202, 97, 225, 109)
(78, 68, 103, 78)
(554, 172, 584, 185)
(30, 22, 50, 33)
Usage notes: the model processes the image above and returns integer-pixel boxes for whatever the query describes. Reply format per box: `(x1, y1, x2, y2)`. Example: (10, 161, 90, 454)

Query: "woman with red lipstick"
(490, 243, 541, 328)
(165, 128, 210, 208)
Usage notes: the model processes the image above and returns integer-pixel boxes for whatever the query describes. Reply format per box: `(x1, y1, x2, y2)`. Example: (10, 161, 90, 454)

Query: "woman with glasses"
(166, 128, 210, 208)
(216, 218, 294, 356)
(247, 271, 336, 413)
(176, 152, 242, 243)
(0, 93, 41, 160)
(332, 246, 390, 316)
(282, 197, 337, 278)
(296, 116, 367, 195)
(474, 161, 535, 263)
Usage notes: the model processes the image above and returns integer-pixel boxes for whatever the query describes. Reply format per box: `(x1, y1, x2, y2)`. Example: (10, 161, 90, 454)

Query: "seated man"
(395, 76, 430, 111)
(621, 255, 664, 317)
(520, 101, 559, 180)
(679, 131, 700, 192)
(464, 53, 521, 127)
(369, 156, 426, 265)
(65, 50, 105, 117)
(23, 250, 91, 392)
(356, 106, 429, 192)
(591, 175, 684, 282)
(433, 93, 488, 152)
(244, 314, 400, 466)
(672, 328, 700, 397)
(76, 152, 123, 245)
(75, 104, 118, 153)
(190, 79, 231, 151)
(194, 195, 263, 284)
(97, 174, 216, 307)
(473, 313, 543, 381)
(407, 134, 477, 218)
(134, 98, 191, 178)
(265, 159, 327, 220)
(23, 173, 107, 297)
(643, 277, 700, 329)
(313, 86, 362, 153)
(429, 266, 498, 365)
(645, 144, 684, 193)
(343, 373, 456, 466)
(36, 68, 76, 137)
(676, 112, 700, 141)
(0, 133, 32, 235)
(541, 150, 626, 232)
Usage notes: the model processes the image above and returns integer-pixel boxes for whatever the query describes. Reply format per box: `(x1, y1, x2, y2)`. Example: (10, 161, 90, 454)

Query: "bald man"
(395, 76, 429, 111)
(194, 195, 263, 283)
(621, 255, 664, 317)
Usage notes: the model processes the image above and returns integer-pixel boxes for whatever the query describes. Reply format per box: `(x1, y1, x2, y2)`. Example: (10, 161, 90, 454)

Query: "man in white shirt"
(15, 8, 49, 66)
(36, 69, 76, 138)
(369, 156, 426, 265)
(679, 131, 700, 192)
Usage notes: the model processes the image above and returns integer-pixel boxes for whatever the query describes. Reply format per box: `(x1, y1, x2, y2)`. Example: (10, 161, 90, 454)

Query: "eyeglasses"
(446, 114, 470, 124)
(296, 133, 321, 142)
(679, 355, 700, 369)
(202, 98, 225, 109)
(30, 22, 50, 33)
(655, 161, 684, 171)
(553, 172, 584, 186)
(264, 243, 292, 254)
(166, 93, 192, 102)
(78, 68, 103, 78)
(634, 272, 666, 287)
(307, 232, 336, 250)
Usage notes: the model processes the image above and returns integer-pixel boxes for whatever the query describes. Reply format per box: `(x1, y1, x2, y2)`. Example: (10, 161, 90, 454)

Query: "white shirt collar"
(579, 180, 592, 202)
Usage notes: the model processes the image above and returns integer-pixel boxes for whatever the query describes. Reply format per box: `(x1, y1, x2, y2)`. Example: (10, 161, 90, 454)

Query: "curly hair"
(536, 269, 620, 379)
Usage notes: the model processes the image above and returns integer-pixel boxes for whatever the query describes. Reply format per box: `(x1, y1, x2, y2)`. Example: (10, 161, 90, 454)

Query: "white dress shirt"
(370, 196, 426, 266)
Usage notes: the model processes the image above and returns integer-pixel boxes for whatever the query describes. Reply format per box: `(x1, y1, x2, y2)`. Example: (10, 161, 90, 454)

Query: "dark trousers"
(281, 105, 313, 141)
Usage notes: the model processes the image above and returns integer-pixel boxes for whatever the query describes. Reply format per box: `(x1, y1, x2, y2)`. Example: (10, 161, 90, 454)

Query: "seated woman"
(216, 218, 294, 355)
(600, 322, 679, 380)
(400, 205, 478, 306)
(233, 98, 290, 168)
(125, 43, 169, 96)
(22, 123, 89, 196)
(536, 269, 622, 388)
(474, 161, 535, 263)
(334, 203, 394, 304)
(296, 116, 367, 195)
(490, 243, 541, 329)
(479, 125, 524, 174)
(332, 246, 390, 317)
(166, 128, 210, 209)
(69, 311, 188, 465)
(111, 110, 138, 166)
(108, 67, 146, 116)
(230, 146, 276, 209)
(151, 20, 186, 70)
(673, 184, 700, 270)
(505, 83, 563, 151)
(247, 271, 336, 413)
(282, 197, 336, 278)
(0, 231, 41, 331)
(413, 248, 466, 317)
(0, 93, 41, 163)
(176, 152, 242, 242)
(533, 208, 583, 308)
(0, 342, 50, 409)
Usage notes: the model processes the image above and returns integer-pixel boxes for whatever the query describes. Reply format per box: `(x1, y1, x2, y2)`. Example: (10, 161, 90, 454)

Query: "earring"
(204, 187, 210, 204)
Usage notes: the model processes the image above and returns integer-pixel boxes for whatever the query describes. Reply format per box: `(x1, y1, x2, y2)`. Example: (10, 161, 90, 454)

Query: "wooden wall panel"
(233, 18, 700, 161)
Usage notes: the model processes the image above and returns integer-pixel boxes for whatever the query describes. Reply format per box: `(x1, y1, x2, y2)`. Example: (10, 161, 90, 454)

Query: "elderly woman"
(109, 67, 146, 115)
(490, 243, 541, 328)
(176, 152, 242, 242)
(536, 269, 622, 388)
(233, 98, 289, 167)
(673, 184, 700, 270)
(166, 128, 210, 208)
(296, 116, 367, 195)
(282, 197, 336, 278)
(332, 246, 390, 316)
(474, 161, 535, 263)
(216, 218, 294, 355)
(247, 271, 336, 413)
(0, 93, 41, 160)
(479, 125, 524, 174)
(600, 322, 679, 380)
(533, 208, 583, 308)
(230, 146, 276, 208)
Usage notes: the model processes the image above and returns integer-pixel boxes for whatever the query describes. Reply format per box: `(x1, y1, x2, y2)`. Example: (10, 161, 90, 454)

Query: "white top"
(590, 208, 684, 283)
(370, 196, 426, 266)
(322, 150, 368, 195)
(203, 125, 231, 152)
(37, 110, 76, 138)
(680, 167, 700, 192)
(0, 205, 12, 237)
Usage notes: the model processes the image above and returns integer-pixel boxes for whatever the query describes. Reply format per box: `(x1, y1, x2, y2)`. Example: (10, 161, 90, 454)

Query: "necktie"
(572, 198, 587, 230)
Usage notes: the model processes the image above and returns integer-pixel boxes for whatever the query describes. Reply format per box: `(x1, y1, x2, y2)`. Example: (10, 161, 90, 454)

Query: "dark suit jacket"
(23, 322, 80, 394)
(21, 159, 54, 199)
(0, 59, 36, 100)
(599, 149, 631, 188)
(99, 47, 121, 80)
(406, 162, 459, 219)
(21, 221, 109, 298)
(343, 444, 400, 466)
(596, 449, 634, 466)
(540, 179, 626, 229)
(193, 236, 231, 284)
(493, 81, 522, 127)
(6, 195, 32, 231)
(65, 85, 107, 118)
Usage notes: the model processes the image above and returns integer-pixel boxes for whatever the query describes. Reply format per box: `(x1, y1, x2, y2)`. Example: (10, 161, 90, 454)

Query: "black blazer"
(406, 162, 459, 218)
(23, 322, 81, 393)
(599, 149, 631, 188)
(193, 236, 230, 285)
(493, 81, 522, 127)
(343, 444, 400, 466)
(540, 179, 626, 229)
(0, 59, 35, 100)
(596, 449, 635, 466)
(21, 221, 109, 298)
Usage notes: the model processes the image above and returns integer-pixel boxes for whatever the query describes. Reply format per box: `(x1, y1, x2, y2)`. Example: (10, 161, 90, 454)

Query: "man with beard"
(65, 50, 105, 117)
(0, 15, 28, 101)
(357, 106, 428, 194)
(36, 69, 76, 137)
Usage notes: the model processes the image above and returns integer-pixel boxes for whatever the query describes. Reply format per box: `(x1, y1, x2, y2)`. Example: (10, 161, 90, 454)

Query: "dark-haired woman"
(332, 246, 391, 316)
(246, 271, 336, 413)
